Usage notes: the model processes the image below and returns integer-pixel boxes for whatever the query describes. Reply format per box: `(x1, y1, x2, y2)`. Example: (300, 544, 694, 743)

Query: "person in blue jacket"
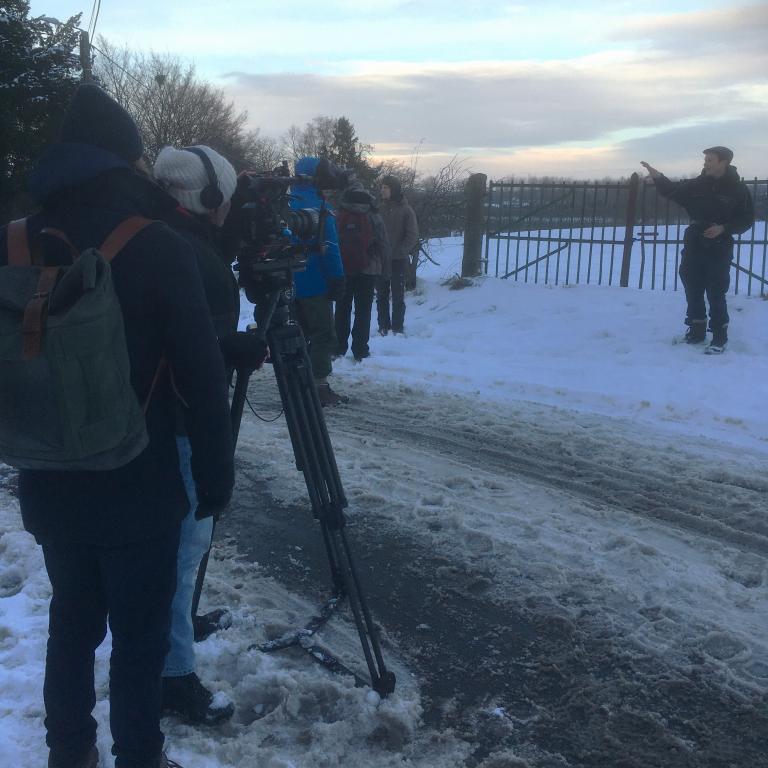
(290, 157, 348, 406)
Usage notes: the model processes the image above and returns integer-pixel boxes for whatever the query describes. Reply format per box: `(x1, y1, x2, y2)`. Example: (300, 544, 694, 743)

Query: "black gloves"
(326, 276, 346, 302)
(219, 331, 268, 374)
(195, 487, 232, 520)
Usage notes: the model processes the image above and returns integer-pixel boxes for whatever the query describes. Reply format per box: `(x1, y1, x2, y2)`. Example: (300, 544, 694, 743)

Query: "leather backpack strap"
(7, 219, 31, 266)
(99, 216, 154, 262)
(22, 266, 60, 360)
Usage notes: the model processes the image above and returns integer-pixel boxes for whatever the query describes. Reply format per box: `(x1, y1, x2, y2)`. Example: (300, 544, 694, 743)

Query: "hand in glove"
(195, 487, 233, 521)
(219, 331, 268, 374)
(326, 276, 346, 302)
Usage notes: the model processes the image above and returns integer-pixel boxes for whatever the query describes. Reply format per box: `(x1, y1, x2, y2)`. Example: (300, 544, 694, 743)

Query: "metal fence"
(484, 175, 768, 296)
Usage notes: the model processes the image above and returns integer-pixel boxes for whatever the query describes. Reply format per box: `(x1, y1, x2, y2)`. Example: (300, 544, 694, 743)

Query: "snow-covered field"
(1, 237, 767, 767)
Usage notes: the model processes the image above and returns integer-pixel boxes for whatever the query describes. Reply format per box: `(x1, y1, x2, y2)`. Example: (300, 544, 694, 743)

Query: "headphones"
(182, 147, 224, 210)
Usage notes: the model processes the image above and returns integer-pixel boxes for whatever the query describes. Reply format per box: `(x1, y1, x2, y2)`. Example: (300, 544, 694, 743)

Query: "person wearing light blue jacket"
(290, 157, 348, 406)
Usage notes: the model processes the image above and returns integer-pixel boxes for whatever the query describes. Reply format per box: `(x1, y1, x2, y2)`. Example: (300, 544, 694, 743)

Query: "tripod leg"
(266, 322, 395, 696)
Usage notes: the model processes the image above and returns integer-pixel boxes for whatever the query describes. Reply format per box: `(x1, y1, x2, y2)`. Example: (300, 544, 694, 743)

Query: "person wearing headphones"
(151, 145, 242, 726)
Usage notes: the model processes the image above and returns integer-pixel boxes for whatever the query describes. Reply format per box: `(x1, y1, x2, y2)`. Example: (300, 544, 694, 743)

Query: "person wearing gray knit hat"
(151, 143, 244, 729)
(153, 146, 237, 222)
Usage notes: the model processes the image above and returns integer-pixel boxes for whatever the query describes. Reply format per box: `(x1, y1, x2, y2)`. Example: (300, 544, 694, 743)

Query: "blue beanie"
(59, 84, 144, 162)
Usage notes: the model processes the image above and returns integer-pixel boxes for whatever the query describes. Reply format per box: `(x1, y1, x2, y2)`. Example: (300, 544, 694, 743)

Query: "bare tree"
(94, 39, 255, 168)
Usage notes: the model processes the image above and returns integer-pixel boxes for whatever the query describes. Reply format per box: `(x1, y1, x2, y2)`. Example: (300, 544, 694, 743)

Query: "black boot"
(706, 326, 728, 355)
(162, 673, 234, 725)
(158, 753, 184, 768)
(193, 608, 232, 642)
(684, 324, 706, 344)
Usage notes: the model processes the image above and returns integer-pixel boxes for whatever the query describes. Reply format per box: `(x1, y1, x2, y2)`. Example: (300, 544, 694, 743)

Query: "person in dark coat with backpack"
(0, 85, 233, 768)
(641, 147, 754, 354)
(376, 175, 419, 336)
(334, 178, 390, 361)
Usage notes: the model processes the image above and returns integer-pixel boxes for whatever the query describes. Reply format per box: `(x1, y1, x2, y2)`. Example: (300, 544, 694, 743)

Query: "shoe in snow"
(684, 325, 706, 344)
(48, 746, 98, 768)
(158, 753, 184, 768)
(162, 673, 234, 726)
(706, 327, 728, 355)
(193, 608, 232, 642)
(352, 350, 370, 363)
(378, 327, 389, 337)
(317, 383, 349, 407)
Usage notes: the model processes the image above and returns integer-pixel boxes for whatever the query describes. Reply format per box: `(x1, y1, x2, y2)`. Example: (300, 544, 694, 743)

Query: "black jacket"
(653, 166, 754, 238)
(159, 207, 240, 338)
(0, 142, 234, 546)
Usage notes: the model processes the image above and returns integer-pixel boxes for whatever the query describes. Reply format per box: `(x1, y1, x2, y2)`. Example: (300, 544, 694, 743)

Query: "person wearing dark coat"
(641, 147, 754, 353)
(151, 145, 241, 727)
(0, 85, 233, 768)
(375, 175, 419, 336)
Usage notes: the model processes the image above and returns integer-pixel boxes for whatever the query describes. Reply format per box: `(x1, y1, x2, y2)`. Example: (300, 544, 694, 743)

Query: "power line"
(86, 0, 97, 37)
(89, 41, 153, 98)
(90, 0, 102, 40)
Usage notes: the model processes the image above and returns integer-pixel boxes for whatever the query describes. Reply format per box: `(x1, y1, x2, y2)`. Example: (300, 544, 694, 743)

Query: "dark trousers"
(42, 527, 180, 768)
(376, 259, 407, 333)
(334, 273, 376, 359)
(295, 294, 337, 380)
(679, 234, 732, 331)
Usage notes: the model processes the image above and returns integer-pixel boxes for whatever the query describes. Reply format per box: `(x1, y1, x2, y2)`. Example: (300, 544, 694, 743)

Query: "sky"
(28, 1, 768, 179)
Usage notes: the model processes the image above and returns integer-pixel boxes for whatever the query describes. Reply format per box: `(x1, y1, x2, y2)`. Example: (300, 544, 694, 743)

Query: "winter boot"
(317, 383, 349, 407)
(162, 673, 235, 726)
(684, 324, 706, 344)
(48, 746, 98, 768)
(193, 608, 232, 642)
(158, 753, 184, 768)
(706, 327, 728, 355)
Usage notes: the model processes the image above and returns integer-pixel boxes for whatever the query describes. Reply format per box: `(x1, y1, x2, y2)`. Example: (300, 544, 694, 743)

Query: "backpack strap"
(23, 267, 60, 360)
(7, 219, 30, 266)
(99, 216, 154, 261)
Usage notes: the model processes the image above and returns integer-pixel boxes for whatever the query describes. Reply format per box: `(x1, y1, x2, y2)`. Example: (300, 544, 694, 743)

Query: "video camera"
(226, 159, 352, 307)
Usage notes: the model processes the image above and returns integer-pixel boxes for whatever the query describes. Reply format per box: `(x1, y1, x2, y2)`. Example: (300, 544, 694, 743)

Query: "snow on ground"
(330, 236, 768, 456)
(1, 235, 766, 767)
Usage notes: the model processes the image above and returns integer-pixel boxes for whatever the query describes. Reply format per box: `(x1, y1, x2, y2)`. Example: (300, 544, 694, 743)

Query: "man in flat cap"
(641, 147, 754, 354)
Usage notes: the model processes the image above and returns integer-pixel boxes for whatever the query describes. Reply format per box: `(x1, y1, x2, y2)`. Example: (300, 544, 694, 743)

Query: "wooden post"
(79, 31, 93, 82)
(462, 173, 487, 277)
(620, 172, 639, 287)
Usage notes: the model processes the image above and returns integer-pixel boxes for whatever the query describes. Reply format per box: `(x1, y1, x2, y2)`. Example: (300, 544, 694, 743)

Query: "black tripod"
(194, 288, 395, 697)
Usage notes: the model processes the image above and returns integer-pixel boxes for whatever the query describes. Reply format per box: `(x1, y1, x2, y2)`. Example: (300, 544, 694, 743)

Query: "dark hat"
(59, 84, 143, 163)
(703, 146, 733, 164)
(381, 174, 403, 200)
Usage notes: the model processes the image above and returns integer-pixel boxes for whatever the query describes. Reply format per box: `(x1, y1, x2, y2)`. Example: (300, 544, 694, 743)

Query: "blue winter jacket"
(290, 157, 344, 299)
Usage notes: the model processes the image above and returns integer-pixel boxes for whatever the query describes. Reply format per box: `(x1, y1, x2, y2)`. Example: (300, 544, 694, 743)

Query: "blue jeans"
(163, 436, 213, 677)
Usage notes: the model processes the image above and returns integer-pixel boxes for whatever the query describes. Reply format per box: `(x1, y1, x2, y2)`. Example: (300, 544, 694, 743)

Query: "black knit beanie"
(59, 84, 144, 162)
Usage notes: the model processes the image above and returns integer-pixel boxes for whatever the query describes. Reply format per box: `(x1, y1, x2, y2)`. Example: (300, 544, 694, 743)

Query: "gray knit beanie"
(153, 145, 237, 214)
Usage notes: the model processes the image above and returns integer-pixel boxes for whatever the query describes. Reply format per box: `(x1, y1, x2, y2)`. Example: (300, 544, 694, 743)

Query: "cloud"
(612, 2, 768, 55)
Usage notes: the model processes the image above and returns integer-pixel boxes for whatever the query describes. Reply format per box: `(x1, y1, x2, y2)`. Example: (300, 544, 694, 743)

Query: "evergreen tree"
(0, 2, 81, 218)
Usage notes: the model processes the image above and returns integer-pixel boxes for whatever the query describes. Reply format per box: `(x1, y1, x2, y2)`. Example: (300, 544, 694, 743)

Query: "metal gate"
(484, 175, 768, 296)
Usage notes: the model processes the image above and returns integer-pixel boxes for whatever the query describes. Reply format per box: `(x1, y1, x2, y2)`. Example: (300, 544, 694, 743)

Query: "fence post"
(620, 172, 640, 287)
(462, 173, 487, 277)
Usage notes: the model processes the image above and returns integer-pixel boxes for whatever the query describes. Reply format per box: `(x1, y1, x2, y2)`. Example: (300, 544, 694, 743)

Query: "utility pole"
(79, 30, 93, 82)
(461, 173, 488, 277)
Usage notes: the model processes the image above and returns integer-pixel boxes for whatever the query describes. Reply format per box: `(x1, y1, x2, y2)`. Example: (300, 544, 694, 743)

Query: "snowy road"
(216, 374, 768, 767)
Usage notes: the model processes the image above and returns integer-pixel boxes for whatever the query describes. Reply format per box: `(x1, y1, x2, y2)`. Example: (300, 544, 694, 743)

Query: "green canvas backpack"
(0, 217, 155, 470)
